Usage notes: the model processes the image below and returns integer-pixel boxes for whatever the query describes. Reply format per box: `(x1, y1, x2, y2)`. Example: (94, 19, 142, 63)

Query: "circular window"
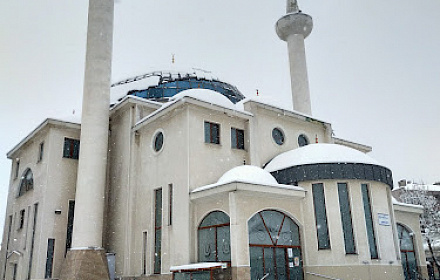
(298, 134, 309, 147)
(272, 128, 285, 145)
(153, 132, 164, 152)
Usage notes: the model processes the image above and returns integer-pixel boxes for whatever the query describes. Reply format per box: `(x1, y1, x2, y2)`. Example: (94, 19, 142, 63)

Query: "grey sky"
(0, 0, 439, 239)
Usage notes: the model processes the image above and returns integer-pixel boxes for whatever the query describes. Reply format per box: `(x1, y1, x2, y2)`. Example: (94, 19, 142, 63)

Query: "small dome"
(265, 143, 380, 172)
(218, 165, 278, 185)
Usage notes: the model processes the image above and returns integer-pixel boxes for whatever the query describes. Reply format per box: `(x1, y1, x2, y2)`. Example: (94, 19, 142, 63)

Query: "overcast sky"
(0, 0, 439, 238)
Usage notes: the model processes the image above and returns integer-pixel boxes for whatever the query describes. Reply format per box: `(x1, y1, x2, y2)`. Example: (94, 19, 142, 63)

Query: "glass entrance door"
(248, 210, 303, 280)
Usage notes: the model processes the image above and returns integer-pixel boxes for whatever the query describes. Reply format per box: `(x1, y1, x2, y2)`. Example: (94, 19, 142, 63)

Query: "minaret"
(276, 0, 313, 115)
(60, 0, 114, 279)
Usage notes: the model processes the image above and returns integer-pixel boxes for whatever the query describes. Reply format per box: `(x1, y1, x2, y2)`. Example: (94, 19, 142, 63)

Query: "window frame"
(204, 121, 220, 145)
(63, 137, 80, 159)
(361, 184, 379, 259)
(272, 127, 285, 146)
(312, 183, 331, 250)
(337, 183, 356, 254)
(231, 127, 245, 150)
(198, 211, 231, 263)
(38, 142, 44, 162)
(154, 188, 163, 274)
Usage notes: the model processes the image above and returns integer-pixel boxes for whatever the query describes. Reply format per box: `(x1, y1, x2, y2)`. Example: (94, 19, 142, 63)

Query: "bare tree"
(399, 184, 440, 272)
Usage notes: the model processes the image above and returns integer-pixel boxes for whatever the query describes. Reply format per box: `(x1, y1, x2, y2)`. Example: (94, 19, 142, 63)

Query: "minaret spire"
(286, 0, 299, 13)
(276, 0, 313, 115)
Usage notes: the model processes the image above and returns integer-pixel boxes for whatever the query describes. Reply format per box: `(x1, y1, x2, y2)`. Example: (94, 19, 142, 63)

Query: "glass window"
(272, 128, 285, 145)
(231, 128, 245, 150)
(361, 184, 378, 259)
(198, 211, 231, 262)
(337, 183, 356, 254)
(19, 209, 25, 230)
(298, 134, 309, 147)
(204, 121, 220, 144)
(248, 210, 302, 280)
(154, 132, 164, 152)
(18, 169, 34, 197)
(154, 188, 162, 274)
(312, 183, 330, 249)
(38, 142, 44, 162)
(65, 201, 75, 255)
(63, 138, 80, 159)
(14, 160, 20, 179)
(45, 239, 55, 279)
(398, 224, 418, 280)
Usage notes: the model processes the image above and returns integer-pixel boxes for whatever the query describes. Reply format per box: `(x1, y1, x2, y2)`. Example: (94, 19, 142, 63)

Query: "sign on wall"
(378, 213, 390, 226)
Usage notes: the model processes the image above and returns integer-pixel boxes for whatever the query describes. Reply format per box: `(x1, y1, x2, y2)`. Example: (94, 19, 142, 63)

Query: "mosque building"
(0, 0, 429, 280)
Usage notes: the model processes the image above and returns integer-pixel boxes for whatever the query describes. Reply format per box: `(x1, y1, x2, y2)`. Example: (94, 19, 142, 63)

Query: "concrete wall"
(244, 101, 332, 168)
(0, 122, 79, 280)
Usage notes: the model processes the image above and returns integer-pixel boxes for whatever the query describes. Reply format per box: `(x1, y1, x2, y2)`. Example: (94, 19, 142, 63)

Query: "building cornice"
(7, 118, 81, 159)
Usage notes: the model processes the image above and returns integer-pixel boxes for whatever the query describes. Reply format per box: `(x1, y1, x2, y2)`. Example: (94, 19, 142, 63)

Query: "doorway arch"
(248, 210, 303, 280)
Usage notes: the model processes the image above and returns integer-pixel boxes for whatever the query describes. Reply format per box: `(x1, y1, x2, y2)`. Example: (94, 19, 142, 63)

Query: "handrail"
(305, 271, 342, 280)
(260, 273, 270, 280)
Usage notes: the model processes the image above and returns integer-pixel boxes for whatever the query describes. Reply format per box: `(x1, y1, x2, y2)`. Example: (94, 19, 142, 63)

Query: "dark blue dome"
(111, 69, 245, 104)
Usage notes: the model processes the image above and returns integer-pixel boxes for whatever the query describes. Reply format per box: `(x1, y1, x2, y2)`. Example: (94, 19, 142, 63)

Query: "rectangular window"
(63, 138, 80, 159)
(28, 203, 38, 280)
(143, 232, 148, 275)
(65, 200, 75, 256)
(14, 160, 20, 179)
(45, 238, 55, 279)
(2, 216, 13, 279)
(19, 209, 25, 230)
(38, 142, 44, 162)
(231, 127, 245, 150)
(154, 188, 162, 274)
(204, 121, 220, 144)
(312, 183, 330, 249)
(361, 184, 378, 259)
(337, 183, 356, 254)
(169, 184, 173, 226)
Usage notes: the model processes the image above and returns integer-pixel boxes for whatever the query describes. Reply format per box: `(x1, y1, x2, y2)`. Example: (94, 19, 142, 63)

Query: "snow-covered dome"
(218, 165, 278, 185)
(265, 143, 380, 172)
(265, 143, 394, 188)
(170, 89, 236, 111)
(110, 68, 245, 105)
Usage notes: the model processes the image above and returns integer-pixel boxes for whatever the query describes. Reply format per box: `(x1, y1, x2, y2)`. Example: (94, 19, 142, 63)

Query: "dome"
(265, 144, 393, 189)
(217, 165, 278, 186)
(265, 143, 380, 172)
(111, 68, 245, 105)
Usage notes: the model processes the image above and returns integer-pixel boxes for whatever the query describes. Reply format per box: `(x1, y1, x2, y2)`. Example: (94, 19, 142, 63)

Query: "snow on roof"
(394, 183, 440, 192)
(134, 88, 251, 129)
(192, 165, 304, 193)
(170, 262, 226, 272)
(392, 196, 424, 209)
(49, 112, 82, 124)
(110, 67, 221, 105)
(264, 143, 381, 172)
(217, 165, 278, 185)
(170, 88, 236, 110)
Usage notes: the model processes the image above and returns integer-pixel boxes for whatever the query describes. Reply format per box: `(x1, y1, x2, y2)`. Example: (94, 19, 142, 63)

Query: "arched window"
(198, 211, 231, 263)
(248, 210, 303, 280)
(398, 224, 418, 280)
(18, 168, 33, 197)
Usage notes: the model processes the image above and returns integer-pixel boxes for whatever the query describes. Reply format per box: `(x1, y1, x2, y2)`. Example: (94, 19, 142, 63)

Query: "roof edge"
(7, 118, 81, 159)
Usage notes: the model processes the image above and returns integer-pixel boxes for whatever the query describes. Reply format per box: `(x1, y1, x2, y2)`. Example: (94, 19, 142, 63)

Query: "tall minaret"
(60, 0, 114, 279)
(276, 0, 313, 115)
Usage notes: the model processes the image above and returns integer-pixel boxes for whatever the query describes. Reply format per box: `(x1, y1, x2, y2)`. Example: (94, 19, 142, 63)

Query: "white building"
(0, 1, 429, 280)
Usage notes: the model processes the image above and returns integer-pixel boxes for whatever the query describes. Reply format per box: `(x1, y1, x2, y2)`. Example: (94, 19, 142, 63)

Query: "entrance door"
(248, 210, 303, 280)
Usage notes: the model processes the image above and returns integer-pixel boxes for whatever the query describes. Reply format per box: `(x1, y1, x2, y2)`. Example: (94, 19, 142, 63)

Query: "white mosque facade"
(0, 1, 430, 280)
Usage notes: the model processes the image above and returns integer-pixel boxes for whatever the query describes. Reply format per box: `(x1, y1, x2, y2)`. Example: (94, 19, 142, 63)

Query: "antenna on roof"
(172, 53, 175, 64)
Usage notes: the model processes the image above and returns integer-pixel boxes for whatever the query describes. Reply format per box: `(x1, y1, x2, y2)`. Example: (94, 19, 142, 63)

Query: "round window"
(298, 134, 309, 147)
(272, 128, 285, 145)
(154, 132, 164, 152)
